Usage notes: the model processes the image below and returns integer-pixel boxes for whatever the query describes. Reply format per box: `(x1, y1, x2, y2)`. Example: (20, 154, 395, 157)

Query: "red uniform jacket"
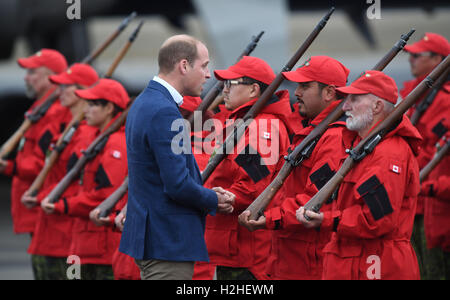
(4, 87, 72, 233)
(52, 121, 128, 265)
(321, 115, 422, 280)
(264, 100, 347, 279)
(203, 90, 293, 279)
(401, 78, 450, 214)
(28, 121, 97, 257)
(423, 128, 450, 251)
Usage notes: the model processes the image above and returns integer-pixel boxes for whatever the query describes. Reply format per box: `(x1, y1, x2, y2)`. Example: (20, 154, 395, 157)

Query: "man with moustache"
(400, 32, 450, 279)
(0, 49, 70, 235)
(239, 56, 350, 279)
(297, 70, 422, 279)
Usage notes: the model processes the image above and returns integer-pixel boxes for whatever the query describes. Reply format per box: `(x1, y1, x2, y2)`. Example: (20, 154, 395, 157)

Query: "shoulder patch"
(38, 130, 53, 156)
(94, 164, 112, 190)
(234, 144, 270, 183)
(357, 175, 393, 221)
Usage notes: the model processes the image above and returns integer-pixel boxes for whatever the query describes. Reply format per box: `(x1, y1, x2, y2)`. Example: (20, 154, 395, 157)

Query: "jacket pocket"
(205, 215, 238, 257)
(71, 220, 107, 258)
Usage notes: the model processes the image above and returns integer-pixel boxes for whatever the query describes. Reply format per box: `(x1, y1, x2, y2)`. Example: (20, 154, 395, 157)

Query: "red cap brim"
(404, 44, 428, 54)
(336, 85, 369, 96)
(214, 69, 243, 81)
(282, 71, 314, 83)
(75, 89, 101, 100)
(17, 57, 40, 70)
(49, 73, 74, 85)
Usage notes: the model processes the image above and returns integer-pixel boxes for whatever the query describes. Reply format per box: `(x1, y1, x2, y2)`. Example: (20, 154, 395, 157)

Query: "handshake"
(212, 187, 235, 214)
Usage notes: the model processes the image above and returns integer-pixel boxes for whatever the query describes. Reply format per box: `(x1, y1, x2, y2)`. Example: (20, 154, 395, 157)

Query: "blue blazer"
(119, 80, 218, 262)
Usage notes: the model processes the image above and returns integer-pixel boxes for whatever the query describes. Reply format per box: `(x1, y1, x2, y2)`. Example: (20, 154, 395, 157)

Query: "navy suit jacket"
(119, 80, 218, 262)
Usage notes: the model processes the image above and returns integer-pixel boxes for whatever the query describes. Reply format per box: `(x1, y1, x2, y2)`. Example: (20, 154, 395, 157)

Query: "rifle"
(245, 29, 416, 220)
(201, 7, 336, 183)
(26, 21, 143, 197)
(410, 67, 450, 125)
(303, 55, 450, 216)
(0, 12, 137, 160)
(97, 176, 129, 218)
(187, 31, 265, 128)
(420, 138, 450, 182)
(47, 98, 135, 204)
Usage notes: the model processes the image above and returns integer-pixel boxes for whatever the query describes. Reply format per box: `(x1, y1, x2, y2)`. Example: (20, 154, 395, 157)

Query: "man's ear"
(106, 102, 115, 115)
(373, 98, 384, 115)
(178, 59, 189, 75)
(249, 83, 261, 98)
(322, 85, 337, 103)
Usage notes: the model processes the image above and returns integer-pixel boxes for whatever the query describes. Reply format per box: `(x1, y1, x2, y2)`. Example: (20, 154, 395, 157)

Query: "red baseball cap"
(17, 49, 68, 74)
(75, 78, 130, 109)
(214, 56, 275, 85)
(336, 70, 398, 104)
(49, 63, 99, 87)
(180, 96, 202, 112)
(404, 33, 450, 57)
(282, 56, 350, 87)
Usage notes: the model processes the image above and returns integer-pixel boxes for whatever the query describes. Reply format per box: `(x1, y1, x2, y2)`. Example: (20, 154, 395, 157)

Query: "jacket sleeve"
(265, 130, 342, 231)
(54, 142, 128, 218)
(321, 145, 419, 239)
(226, 118, 290, 213)
(148, 106, 218, 214)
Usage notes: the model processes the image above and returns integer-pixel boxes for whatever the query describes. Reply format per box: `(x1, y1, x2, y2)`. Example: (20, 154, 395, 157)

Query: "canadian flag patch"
(389, 163, 401, 174)
(111, 150, 122, 159)
(263, 132, 271, 139)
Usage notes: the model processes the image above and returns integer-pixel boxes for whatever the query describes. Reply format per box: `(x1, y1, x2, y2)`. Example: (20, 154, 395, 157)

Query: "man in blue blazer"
(119, 35, 235, 280)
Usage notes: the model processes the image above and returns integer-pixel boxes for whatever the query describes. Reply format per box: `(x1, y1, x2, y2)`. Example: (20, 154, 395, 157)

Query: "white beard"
(346, 109, 373, 132)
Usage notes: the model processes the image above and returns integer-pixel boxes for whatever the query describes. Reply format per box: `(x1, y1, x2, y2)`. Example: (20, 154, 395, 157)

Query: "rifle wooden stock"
(245, 29, 416, 220)
(304, 55, 450, 214)
(81, 11, 137, 64)
(26, 23, 142, 196)
(420, 139, 450, 183)
(410, 67, 450, 125)
(187, 31, 265, 128)
(0, 14, 136, 160)
(104, 20, 144, 79)
(97, 177, 129, 218)
(201, 7, 335, 184)
(0, 118, 31, 159)
(28, 111, 85, 197)
(47, 101, 134, 204)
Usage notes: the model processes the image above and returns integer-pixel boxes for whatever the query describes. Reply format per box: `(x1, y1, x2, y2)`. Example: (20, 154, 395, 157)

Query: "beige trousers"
(135, 259, 194, 280)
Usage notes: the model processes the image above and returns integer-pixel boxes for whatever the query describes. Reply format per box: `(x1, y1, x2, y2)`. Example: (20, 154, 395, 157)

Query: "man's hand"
(89, 208, 111, 227)
(115, 211, 126, 232)
(41, 197, 55, 215)
(296, 206, 323, 229)
(21, 191, 38, 209)
(238, 210, 266, 232)
(213, 186, 235, 214)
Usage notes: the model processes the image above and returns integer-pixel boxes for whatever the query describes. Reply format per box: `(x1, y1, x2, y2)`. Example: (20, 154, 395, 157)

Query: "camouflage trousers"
(412, 215, 450, 280)
(31, 255, 114, 280)
(216, 266, 257, 280)
(31, 255, 68, 280)
(79, 264, 115, 280)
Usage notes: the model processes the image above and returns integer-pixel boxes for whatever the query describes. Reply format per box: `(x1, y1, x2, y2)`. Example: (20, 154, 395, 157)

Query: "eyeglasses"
(224, 79, 254, 89)
(409, 52, 436, 59)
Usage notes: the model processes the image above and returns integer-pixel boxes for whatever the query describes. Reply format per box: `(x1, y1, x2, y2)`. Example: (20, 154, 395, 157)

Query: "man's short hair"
(158, 37, 199, 74)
